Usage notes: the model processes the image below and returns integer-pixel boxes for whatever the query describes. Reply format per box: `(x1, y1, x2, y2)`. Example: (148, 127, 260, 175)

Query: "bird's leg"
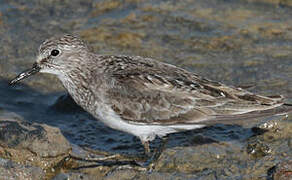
(69, 147, 147, 171)
(152, 137, 168, 160)
(150, 137, 168, 163)
(69, 138, 168, 170)
(138, 137, 168, 169)
(142, 140, 151, 155)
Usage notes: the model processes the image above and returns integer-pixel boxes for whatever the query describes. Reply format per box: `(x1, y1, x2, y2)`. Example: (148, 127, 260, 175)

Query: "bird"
(10, 34, 292, 157)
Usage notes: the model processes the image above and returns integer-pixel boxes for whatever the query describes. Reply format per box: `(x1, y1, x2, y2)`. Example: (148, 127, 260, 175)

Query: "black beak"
(9, 63, 41, 85)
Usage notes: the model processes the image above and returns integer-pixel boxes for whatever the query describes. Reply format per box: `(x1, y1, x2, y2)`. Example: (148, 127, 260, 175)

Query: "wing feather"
(101, 56, 285, 125)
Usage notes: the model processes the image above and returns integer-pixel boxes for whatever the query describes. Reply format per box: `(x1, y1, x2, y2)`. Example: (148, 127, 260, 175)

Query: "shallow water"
(0, 0, 291, 179)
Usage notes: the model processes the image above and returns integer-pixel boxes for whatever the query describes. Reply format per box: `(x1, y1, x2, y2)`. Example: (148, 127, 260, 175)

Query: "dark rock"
(0, 111, 72, 178)
(0, 111, 71, 158)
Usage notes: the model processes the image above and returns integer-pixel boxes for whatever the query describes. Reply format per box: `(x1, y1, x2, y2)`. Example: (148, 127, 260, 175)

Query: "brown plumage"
(96, 55, 289, 124)
(10, 34, 292, 154)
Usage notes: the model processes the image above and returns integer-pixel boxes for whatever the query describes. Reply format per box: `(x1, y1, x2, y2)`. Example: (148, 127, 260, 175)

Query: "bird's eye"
(51, 49, 60, 56)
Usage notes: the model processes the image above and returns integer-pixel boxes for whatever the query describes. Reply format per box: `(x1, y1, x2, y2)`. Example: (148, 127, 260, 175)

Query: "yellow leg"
(142, 140, 151, 154)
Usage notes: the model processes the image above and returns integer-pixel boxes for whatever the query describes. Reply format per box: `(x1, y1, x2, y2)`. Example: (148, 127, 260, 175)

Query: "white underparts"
(94, 102, 205, 142)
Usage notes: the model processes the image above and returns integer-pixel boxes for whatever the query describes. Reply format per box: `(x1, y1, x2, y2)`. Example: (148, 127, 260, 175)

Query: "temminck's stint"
(10, 34, 292, 160)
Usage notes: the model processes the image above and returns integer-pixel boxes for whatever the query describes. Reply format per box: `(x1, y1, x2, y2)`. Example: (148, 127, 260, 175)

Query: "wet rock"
(53, 172, 92, 180)
(268, 160, 292, 180)
(0, 158, 44, 180)
(0, 111, 71, 158)
(155, 143, 228, 173)
(246, 140, 271, 158)
(104, 169, 204, 180)
(0, 111, 72, 178)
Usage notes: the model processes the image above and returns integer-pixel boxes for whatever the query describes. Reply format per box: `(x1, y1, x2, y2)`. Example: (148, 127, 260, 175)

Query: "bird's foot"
(136, 137, 168, 171)
(134, 148, 163, 172)
(68, 139, 167, 172)
(69, 147, 152, 172)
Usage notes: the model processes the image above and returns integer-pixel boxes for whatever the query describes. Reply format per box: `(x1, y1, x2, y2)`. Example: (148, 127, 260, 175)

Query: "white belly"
(94, 103, 205, 142)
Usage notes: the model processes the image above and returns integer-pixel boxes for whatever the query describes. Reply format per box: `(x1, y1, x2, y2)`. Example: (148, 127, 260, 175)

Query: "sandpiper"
(10, 34, 292, 156)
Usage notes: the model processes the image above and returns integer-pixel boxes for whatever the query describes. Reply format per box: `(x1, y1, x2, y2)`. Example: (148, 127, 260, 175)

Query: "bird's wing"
(101, 56, 286, 125)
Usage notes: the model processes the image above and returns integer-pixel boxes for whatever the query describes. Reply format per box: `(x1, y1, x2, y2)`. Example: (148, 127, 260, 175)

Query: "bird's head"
(10, 34, 89, 85)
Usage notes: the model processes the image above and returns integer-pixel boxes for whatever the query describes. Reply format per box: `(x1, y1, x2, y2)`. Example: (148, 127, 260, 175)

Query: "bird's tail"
(204, 103, 292, 125)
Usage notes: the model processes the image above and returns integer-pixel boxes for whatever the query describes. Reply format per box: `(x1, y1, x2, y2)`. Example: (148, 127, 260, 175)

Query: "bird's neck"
(58, 53, 107, 111)
(58, 62, 94, 109)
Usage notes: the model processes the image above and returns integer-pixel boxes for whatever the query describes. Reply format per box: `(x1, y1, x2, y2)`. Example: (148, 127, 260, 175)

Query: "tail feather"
(203, 103, 292, 125)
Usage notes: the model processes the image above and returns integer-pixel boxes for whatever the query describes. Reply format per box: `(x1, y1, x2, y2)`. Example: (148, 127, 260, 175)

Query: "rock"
(0, 111, 72, 178)
(0, 111, 71, 157)
(0, 158, 44, 180)
(269, 160, 292, 180)
(53, 172, 92, 180)
(155, 143, 228, 173)
(246, 140, 271, 158)
(104, 169, 204, 180)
